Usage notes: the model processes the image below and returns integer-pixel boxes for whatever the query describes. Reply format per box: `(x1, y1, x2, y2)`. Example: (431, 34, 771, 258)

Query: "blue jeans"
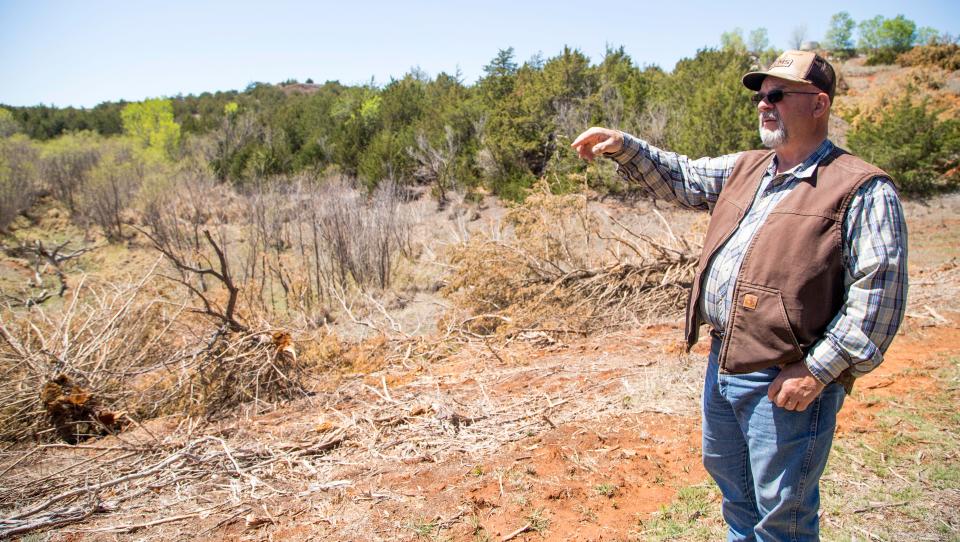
(702, 337, 845, 541)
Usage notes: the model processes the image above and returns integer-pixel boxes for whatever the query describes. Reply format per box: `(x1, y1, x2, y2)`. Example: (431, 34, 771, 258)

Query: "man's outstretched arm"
(571, 127, 740, 211)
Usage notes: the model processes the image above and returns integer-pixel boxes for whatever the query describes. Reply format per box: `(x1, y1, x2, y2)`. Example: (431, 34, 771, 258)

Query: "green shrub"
(0, 108, 19, 137)
(659, 48, 761, 157)
(39, 131, 102, 212)
(865, 48, 900, 66)
(847, 96, 960, 195)
(121, 98, 181, 161)
(357, 128, 415, 190)
(859, 15, 919, 65)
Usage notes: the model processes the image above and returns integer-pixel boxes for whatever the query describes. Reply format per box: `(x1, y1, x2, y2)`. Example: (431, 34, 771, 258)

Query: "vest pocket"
(723, 283, 804, 373)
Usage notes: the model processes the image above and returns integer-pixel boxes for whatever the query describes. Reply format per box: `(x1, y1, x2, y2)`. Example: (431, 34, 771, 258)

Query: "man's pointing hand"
(571, 127, 624, 161)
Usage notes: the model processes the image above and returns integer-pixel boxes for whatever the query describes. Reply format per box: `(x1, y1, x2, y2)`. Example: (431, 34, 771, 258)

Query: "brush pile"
(444, 186, 699, 338)
(0, 271, 309, 444)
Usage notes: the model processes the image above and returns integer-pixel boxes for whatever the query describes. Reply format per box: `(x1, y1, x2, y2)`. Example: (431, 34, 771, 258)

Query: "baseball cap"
(742, 50, 836, 101)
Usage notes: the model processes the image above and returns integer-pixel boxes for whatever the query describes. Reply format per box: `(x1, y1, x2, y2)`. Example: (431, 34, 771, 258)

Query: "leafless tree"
(79, 144, 144, 241)
(0, 137, 39, 232)
(211, 111, 261, 181)
(637, 103, 670, 148)
(141, 170, 229, 291)
(241, 179, 299, 318)
(40, 142, 100, 214)
(408, 127, 459, 204)
(472, 114, 504, 182)
(140, 178, 246, 332)
(146, 225, 246, 333)
(789, 25, 808, 50)
(593, 82, 624, 129)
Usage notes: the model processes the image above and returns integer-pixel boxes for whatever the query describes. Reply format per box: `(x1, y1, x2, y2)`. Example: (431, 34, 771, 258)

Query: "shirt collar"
(766, 139, 836, 185)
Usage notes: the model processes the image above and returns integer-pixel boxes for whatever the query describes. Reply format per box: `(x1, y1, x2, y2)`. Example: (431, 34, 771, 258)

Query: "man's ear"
(812, 94, 830, 118)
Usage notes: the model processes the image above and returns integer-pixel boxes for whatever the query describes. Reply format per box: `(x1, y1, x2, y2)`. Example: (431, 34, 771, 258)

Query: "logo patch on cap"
(772, 58, 794, 68)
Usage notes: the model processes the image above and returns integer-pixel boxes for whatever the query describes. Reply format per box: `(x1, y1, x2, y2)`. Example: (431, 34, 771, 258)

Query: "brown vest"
(685, 146, 888, 387)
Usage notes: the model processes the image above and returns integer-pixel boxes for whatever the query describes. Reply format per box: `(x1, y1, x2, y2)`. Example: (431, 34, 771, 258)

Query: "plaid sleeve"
(606, 132, 740, 211)
(805, 176, 909, 385)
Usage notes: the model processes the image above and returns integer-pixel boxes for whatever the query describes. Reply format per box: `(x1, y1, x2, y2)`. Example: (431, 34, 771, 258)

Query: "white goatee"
(759, 112, 788, 148)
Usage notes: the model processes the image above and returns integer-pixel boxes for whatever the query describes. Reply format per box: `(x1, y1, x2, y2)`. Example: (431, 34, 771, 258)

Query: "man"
(571, 50, 907, 541)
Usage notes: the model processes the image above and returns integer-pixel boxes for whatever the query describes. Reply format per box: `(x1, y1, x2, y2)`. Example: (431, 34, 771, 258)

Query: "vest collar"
(767, 139, 836, 186)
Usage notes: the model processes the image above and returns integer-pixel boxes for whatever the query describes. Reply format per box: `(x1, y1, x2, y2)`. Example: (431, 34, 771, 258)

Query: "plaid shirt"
(609, 134, 908, 385)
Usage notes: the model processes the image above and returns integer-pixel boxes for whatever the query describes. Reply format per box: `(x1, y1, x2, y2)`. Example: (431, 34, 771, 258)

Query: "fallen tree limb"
(0, 498, 107, 538)
(10, 440, 201, 520)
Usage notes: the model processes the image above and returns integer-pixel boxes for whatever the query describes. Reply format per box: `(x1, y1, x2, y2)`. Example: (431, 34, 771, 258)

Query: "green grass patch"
(409, 517, 440, 539)
(821, 356, 960, 541)
(633, 483, 724, 541)
(524, 506, 550, 534)
(594, 482, 618, 498)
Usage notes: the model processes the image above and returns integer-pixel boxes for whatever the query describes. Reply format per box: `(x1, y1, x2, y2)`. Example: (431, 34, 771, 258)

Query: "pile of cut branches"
(175, 329, 308, 417)
(0, 265, 309, 443)
(0, 268, 175, 443)
(444, 187, 698, 337)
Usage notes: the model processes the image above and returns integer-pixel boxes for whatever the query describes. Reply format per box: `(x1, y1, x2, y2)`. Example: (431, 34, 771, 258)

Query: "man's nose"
(757, 99, 774, 112)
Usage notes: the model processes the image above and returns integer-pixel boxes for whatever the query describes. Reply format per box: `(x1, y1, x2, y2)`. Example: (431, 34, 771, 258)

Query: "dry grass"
(821, 357, 960, 541)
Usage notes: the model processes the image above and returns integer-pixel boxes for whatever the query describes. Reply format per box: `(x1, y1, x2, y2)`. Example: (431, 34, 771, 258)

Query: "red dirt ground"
(18, 307, 954, 542)
(194, 317, 960, 542)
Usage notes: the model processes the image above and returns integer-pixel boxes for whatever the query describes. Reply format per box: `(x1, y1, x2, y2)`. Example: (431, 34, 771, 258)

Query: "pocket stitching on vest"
(737, 281, 805, 359)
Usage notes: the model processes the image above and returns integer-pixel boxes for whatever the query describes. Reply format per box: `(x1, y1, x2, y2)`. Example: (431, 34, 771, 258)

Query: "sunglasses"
(751, 89, 822, 105)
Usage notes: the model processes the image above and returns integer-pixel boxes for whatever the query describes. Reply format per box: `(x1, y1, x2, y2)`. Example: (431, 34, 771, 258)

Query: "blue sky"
(1, 0, 958, 108)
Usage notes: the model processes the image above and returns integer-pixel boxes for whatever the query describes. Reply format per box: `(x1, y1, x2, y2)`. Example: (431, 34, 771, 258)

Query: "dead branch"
(279, 427, 348, 457)
(140, 225, 247, 333)
(0, 318, 31, 364)
(607, 214, 689, 260)
(330, 286, 405, 337)
(10, 440, 202, 520)
(0, 498, 108, 538)
(80, 510, 209, 534)
(1, 240, 99, 307)
(501, 522, 533, 541)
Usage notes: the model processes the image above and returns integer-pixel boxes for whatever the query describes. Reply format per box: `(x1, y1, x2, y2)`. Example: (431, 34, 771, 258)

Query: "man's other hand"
(571, 127, 623, 161)
(767, 362, 827, 411)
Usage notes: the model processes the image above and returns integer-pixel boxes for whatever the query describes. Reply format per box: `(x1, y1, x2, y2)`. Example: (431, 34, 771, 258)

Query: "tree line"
(2, 45, 765, 201)
(1, 13, 957, 225)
